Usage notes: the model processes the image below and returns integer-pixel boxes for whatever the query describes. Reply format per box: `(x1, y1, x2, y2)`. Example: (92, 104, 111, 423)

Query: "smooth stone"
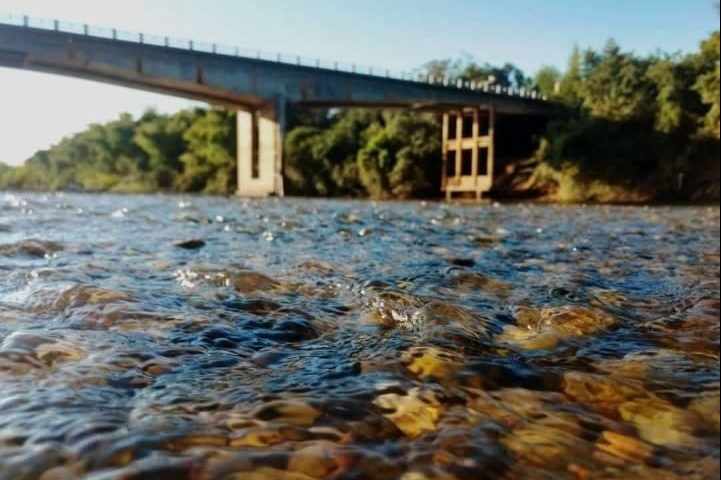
(287, 444, 351, 478)
(688, 393, 720, 432)
(252, 400, 321, 427)
(228, 428, 284, 448)
(594, 430, 654, 465)
(503, 413, 588, 470)
(225, 468, 315, 480)
(619, 397, 701, 447)
(500, 306, 616, 350)
(0, 239, 64, 258)
(562, 371, 648, 415)
(373, 388, 441, 438)
(232, 270, 280, 294)
(401, 346, 462, 380)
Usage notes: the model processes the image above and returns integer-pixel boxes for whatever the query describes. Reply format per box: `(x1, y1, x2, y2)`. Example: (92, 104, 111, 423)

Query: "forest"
(0, 28, 718, 202)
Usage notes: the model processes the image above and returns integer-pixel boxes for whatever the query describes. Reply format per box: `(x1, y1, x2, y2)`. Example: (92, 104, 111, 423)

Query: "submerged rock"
(594, 430, 654, 465)
(363, 289, 425, 329)
(1, 331, 86, 367)
(688, 393, 720, 433)
(253, 400, 321, 427)
(287, 444, 352, 479)
(503, 413, 591, 470)
(448, 271, 512, 296)
(0, 239, 64, 258)
(231, 270, 281, 294)
(619, 397, 701, 447)
(401, 346, 462, 380)
(562, 371, 648, 415)
(373, 388, 441, 438)
(498, 306, 616, 350)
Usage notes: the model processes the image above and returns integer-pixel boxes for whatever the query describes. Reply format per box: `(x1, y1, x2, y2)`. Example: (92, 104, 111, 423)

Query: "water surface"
(0, 193, 718, 479)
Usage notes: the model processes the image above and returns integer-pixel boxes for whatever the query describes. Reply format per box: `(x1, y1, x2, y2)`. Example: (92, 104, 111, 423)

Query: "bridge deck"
(0, 15, 561, 115)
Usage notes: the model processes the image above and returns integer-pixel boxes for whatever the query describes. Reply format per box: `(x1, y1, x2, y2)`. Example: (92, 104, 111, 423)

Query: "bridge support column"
(441, 106, 495, 201)
(236, 100, 286, 197)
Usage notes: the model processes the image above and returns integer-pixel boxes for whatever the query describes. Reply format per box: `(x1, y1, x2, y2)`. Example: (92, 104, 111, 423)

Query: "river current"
(0, 193, 718, 480)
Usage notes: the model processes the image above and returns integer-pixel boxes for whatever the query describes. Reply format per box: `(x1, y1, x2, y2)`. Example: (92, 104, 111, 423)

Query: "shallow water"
(0, 192, 718, 480)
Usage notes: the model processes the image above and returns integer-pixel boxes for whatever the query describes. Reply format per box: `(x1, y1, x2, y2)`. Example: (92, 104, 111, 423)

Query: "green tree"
(534, 65, 561, 98)
(558, 46, 583, 106)
(176, 109, 236, 194)
(693, 31, 720, 139)
(580, 40, 655, 121)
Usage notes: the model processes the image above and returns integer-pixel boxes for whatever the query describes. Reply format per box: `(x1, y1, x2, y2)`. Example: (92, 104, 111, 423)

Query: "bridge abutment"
(236, 100, 286, 197)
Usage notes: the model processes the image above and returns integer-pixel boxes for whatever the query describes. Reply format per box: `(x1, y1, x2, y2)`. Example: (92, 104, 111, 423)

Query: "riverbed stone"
(252, 400, 321, 427)
(594, 430, 654, 465)
(619, 397, 701, 447)
(287, 443, 352, 478)
(231, 270, 281, 294)
(499, 306, 616, 350)
(373, 388, 442, 438)
(401, 346, 463, 380)
(562, 371, 648, 415)
(688, 392, 720, 432)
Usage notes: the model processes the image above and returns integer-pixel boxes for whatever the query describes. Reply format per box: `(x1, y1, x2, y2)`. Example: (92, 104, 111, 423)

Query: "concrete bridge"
(0, 14, 562, 199)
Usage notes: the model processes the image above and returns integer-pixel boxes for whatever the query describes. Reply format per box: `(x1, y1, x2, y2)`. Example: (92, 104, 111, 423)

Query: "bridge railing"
(0, 13, 548, 101)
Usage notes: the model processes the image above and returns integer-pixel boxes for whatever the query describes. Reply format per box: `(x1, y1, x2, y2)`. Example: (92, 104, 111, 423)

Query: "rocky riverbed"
(0, 193, 718, 479)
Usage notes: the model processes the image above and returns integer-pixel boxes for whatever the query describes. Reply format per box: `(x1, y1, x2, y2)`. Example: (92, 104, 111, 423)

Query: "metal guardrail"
(0, 13, 548, 101)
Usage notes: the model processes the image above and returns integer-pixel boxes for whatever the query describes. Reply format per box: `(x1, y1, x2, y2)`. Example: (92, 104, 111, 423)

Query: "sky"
(0, 0, 718, 165)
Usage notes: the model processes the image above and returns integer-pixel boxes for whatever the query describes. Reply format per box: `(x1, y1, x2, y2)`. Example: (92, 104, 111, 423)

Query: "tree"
(534, 66, 561, 98)
(693, 31, 720, 139)
(558, 46, 583, 106)
(357, 112, 440, 198)
(579, 40, 655, 121)
(176, 109, 236, 194)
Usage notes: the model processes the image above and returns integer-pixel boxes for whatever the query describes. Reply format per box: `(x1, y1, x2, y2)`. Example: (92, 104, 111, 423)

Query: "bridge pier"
(236, 100, 286, 197)
(441, 106, 495, 201)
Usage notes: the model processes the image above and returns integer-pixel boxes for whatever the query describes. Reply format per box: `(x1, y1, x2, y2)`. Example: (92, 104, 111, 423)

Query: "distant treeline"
(527, 31, 720, 202)
(1, 27, 718, 201)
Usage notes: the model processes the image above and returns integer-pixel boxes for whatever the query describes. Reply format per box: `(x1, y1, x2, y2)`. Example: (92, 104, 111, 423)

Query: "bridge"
(0, 14, 562, 199)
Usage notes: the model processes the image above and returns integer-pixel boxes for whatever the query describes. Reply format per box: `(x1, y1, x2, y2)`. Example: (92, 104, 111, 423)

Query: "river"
(0, 193, 718, 479)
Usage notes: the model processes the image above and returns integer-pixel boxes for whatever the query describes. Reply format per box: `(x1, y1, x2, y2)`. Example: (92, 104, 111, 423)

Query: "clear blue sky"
(0, 0, 718, 164)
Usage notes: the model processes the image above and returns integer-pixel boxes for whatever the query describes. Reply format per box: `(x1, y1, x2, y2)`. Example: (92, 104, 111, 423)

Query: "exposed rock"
(174, 239, 206, 250)
(0, 239, 64, 258)
(231, 270, 281, 294)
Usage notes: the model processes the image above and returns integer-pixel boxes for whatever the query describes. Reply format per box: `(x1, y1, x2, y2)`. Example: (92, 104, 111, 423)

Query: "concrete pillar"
(236, 100, 286, 197)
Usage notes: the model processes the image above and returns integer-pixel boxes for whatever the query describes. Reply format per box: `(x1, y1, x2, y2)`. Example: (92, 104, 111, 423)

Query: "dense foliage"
(530, 29, 720, 202)
(0, 108, 236, 194)
(283, 110, 441, 198)
(1, 22, 718, 201)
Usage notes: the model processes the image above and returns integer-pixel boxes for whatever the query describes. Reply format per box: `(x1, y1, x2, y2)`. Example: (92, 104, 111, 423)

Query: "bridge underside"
(0, 21, 562, 199)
